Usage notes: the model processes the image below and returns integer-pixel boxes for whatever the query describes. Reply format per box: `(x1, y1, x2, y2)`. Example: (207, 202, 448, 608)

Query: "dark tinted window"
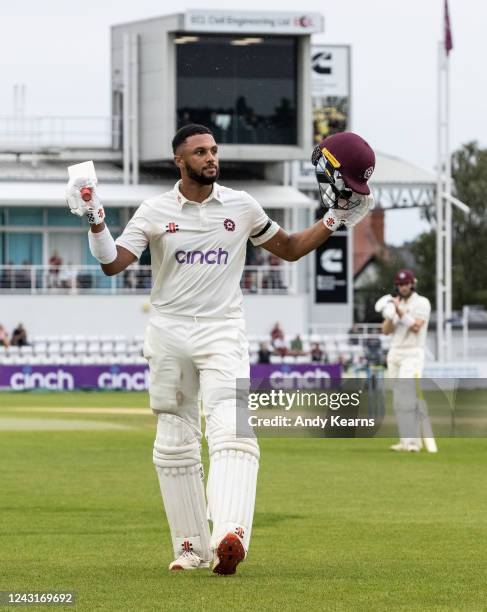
(176, 35, 297, 145)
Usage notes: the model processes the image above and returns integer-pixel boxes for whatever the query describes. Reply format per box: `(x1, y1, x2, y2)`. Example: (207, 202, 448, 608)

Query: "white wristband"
(323, 210, 340, 232)
(400, 313, 415, 328)
(88, 225, 117, 264)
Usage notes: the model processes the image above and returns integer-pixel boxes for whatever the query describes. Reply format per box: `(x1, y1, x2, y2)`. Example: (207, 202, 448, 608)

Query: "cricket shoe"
(169, 551, 210, 571)
(390, 442, 420, 452)
(212, 531, 246, 576)
(390, 442, 407, 452)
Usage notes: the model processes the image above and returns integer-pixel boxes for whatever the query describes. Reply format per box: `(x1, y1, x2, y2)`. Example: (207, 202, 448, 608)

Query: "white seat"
(20, 345, 34, 355)
(88, 342, 101, 355)
(74, 342, 88, 355)
(133, 356, 148, 365)
(47, 342, 61, 355)
(296, 355, 310, 364)
(0, 346, 6, 355)
(65, 355, 81, 365)
(111, 334, 127, 342)
(45, 335, 62, 343)
(283, 355, 296, 364)
(34, 342, 47, 355)
(100, 341, 113, 354)
(81, 355, 97, 365)
(46, 354, 63, 364)
(7, 345, 20, 355)
(0, 355, 14, 364)
(61, 341, 75, 354)
(114, 341, 127, 354)
(105, 355, 121, 365)
(27, 355, 43, 365)
(270, 355, 282, 364)
(60, 335, 74, 342)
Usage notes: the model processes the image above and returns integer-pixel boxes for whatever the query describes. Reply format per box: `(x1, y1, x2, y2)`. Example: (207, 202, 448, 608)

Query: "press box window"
(176, 35, 297, 146)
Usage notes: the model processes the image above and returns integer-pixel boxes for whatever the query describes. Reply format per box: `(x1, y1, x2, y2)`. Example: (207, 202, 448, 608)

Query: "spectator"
(266, 253, 285, 290)
(310, 343, 324, 363)
(49, 251, 63, 288)
(270, 322, 284, 344)
(59, 263, 77, 291)
(348, 324, 360, 346)
(11, 323, 28, 347)
(270, 322, 288, 356)
(0, 324, 9, 348)
(123, 269, 137, 290)
(257, 342, 272, 364)
(290, 334, 304, 356)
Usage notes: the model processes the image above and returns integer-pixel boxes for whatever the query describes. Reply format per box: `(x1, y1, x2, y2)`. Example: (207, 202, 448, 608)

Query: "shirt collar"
(173, 180, 223, 209)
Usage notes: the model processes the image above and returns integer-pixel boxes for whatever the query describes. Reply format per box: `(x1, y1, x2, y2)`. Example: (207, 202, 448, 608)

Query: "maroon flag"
(444, 0, 453, 55)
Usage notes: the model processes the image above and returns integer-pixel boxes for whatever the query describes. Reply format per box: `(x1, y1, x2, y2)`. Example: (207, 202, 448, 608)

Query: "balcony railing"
(0, 264, 296, 296)
(0, 115, 121, 151)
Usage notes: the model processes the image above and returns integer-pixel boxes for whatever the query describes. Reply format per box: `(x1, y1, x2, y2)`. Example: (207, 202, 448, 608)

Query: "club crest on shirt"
(224, 218, 235, 232)
(166, 222, 179, 233)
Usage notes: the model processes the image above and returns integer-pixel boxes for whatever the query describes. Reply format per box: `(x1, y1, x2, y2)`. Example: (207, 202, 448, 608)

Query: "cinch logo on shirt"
(175, 248, 229, 265)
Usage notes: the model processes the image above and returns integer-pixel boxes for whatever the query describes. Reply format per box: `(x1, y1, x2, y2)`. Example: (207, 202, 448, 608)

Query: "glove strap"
(87, 205, 106, 226)
(322, 209, 340, 232)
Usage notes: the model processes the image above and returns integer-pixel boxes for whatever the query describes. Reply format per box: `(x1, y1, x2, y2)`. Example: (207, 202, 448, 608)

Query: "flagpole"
(436, 0, 453, 362)
(445, 44, 452, 361)
(436, 40, 445, 362)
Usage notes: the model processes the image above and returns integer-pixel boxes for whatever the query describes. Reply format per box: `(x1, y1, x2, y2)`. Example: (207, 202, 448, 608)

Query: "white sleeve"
(246, 194, 280, 246)
(115, 203, 151, 260)
(412, 297, 431, 322)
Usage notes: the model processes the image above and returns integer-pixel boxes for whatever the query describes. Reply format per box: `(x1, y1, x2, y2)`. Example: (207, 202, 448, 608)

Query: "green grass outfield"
(1, 392, 486, 612)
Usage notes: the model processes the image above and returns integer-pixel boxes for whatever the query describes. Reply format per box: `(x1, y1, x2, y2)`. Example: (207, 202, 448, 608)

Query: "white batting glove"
(322, 207, 343, 232)
(65, 177, 106, 225)
(375, 294, 393, 313)
(382, 303, 396, 320)
(323, 194, 374, 231)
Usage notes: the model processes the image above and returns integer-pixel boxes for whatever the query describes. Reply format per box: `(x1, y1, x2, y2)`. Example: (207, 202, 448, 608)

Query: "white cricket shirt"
(390, 292, 431, 350)
(115, 181, 280, 318)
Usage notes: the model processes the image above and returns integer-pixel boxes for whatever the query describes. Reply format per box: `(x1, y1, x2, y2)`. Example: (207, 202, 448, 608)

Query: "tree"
(411, 141, 487, 309)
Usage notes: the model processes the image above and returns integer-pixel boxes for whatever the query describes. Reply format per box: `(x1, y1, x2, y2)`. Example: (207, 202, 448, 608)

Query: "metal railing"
(0, 115, 121, 151)
(0, 264, 296, 296)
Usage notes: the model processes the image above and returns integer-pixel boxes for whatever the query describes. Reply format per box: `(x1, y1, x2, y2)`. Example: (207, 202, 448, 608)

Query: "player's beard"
(185, 162, 219, 185)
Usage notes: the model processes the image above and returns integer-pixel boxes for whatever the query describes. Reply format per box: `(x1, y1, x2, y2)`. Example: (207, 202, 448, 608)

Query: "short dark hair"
(172, 124, 214, 153)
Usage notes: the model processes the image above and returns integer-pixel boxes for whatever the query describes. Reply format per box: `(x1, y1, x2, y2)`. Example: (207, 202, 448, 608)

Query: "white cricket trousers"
(387, 347, 425, 446)
(144, 313, 259, 561)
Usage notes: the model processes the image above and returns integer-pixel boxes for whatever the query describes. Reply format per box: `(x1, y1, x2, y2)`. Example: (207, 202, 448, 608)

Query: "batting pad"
(155, 464, 211, 562)
(207, 448, 259, 552)
(153, 414, 211, 562)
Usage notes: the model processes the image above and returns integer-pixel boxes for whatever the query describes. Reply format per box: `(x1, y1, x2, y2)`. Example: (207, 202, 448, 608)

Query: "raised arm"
(90, 222, 137, 276)
(66, 177, 146, 276)
(260, 195, 374, 262)
(259, 222, 332, 262)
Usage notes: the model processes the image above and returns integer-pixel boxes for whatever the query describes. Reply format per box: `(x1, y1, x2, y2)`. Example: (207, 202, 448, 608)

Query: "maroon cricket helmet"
(318, 132, 375, 195)
(394, 268, 416, 286)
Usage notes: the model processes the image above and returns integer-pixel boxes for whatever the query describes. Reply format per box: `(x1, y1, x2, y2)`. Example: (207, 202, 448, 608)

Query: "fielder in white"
(65, 125, 375, 574)
(376, 269, 437, 452)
